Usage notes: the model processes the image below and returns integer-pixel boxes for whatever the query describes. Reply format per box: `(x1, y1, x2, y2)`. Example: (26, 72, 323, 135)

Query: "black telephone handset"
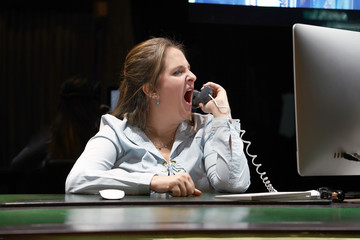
(192, 86, 213, 109)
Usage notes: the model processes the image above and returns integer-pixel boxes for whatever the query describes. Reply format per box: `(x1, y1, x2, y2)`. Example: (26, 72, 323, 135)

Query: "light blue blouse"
(65, 113, 250, 195)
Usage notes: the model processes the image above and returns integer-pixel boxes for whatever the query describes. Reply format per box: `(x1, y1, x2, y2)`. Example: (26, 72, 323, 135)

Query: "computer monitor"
(293, 23, 360, 176)
(188, 0, 360, 29)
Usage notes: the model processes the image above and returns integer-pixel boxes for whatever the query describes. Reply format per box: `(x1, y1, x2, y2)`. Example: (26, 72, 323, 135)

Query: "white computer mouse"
(99, 189, 125, 200)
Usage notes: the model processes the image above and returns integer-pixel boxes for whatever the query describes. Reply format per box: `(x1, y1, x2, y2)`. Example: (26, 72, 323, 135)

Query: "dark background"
(1, 0, 359, 194)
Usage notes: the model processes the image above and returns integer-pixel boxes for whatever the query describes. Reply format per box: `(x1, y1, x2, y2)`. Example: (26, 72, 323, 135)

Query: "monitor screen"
(189, 0, 360, 10)
(189, 0, 360, 29)
(293, 23, 360, 176)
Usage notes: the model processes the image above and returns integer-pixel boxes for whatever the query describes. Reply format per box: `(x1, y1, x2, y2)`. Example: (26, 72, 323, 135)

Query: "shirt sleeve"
(203, 117, 251, 193)
(65, 136, 156, 195)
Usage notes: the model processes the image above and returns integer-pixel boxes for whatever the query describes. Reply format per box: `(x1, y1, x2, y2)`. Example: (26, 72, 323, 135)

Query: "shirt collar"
(122, 119, 195, 157)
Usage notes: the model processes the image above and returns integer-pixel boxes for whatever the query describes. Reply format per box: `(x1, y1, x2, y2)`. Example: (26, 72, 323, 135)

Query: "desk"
(1, 193, 360, 239)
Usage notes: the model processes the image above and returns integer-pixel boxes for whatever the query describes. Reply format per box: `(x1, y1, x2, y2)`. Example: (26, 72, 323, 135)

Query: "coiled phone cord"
(209, 93, 277, 192)
(240, 129, 277, 192)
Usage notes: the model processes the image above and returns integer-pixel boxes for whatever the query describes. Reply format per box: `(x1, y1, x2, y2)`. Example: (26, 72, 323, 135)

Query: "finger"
(182, 174, 197, 196)
(198, 103, 206, 113)
(184, 179, 195, 196)
(178, 180, 188, 197)
(169, 185, 181, 197)
(184, 174, 198, 196)
(170, 174, 188, 197)
(203, 81, 217, 87)
(193, 189, 202, 196)
(176, 174, 194, 196)
(203, 82, 222, 92)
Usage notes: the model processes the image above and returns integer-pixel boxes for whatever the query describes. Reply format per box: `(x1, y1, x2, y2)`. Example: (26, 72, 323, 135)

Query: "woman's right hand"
(199, 82, 231, 118)
(150, 173, 202, 197)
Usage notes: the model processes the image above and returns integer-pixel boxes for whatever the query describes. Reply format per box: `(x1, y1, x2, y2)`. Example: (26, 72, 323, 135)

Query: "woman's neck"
(145, 118, 178, 161)
(146, 107, 180, 138)
(145, 122, 178, 139)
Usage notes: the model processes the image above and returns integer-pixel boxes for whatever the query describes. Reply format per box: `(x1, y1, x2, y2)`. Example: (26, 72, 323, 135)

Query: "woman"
(65, 37, 250, 196)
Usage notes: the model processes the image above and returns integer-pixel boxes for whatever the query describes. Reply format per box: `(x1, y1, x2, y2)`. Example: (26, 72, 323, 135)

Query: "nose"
(187, 70, 196, 83)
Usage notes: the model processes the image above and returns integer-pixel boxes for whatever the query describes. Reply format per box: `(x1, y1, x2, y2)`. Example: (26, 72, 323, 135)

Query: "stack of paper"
(215, 191, 314, 201)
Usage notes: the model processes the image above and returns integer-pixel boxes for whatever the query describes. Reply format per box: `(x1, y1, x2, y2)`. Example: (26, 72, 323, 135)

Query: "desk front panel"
(1, 205, 360, 234)
(1, 193, 360, 238)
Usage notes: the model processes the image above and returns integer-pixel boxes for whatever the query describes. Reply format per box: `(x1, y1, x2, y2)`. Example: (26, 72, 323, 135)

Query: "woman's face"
(156, 47, 197, 123)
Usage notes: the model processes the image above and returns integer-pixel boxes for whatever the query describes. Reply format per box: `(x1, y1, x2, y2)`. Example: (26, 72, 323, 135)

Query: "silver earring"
(156, 100, 160, 105)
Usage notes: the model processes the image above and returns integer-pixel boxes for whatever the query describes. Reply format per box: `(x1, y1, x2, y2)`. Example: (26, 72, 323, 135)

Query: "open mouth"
(184, 90, 193, 105)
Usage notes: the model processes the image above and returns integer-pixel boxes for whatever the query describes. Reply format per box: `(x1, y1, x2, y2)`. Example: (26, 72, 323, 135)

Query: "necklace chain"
(145, 130, 175, 150)
(154, 137, 174, 150)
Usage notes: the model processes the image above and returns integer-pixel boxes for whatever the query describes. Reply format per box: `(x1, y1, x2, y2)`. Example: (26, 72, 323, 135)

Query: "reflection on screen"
(189, 0, 360, 10)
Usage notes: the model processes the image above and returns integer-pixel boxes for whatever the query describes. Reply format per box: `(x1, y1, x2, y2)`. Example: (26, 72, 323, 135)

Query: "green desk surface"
(0, 193, 332, 207)
(1, 194, 360, 239)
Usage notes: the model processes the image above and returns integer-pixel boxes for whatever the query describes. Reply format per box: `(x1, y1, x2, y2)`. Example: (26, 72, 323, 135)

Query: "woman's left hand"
(150, 173, 202, 197)
(199, 82, 231, 118)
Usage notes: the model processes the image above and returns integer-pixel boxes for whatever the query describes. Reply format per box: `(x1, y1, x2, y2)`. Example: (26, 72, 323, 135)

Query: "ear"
(142, 83, 158, 99)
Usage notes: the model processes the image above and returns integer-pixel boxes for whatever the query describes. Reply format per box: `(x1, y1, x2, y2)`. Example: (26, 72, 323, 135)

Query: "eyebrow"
(169, 64, 190, 71)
